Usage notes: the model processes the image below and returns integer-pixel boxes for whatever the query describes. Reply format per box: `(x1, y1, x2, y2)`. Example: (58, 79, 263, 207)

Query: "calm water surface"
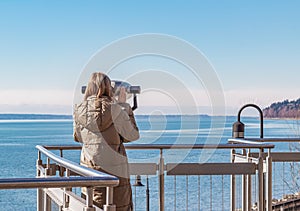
(0, 116, 299, 210)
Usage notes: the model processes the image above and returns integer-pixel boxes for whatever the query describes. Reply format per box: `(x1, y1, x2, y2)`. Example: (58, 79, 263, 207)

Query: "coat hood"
(74, 95, 113, 133)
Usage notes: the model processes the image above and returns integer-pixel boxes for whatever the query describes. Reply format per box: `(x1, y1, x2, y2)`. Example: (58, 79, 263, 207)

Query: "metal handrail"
(36, 145, 119, 211)
(0, 145, 120, 211)
(126, 143, 275, 149)
(0, 176, 118, 189)
(228, 138, 275, 146)
(36, 145, 118, 180)
(231, 138, 300, 143)
(41, 143, 275, 151)
(0, 146, 119, 189)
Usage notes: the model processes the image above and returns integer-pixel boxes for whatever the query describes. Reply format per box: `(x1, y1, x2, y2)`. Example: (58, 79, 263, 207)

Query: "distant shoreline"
(264, 117, 300, 120)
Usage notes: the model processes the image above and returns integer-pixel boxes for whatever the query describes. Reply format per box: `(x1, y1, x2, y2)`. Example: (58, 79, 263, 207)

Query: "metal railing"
(0, 145, 119, 211)
(127, 143, 274, 211)
(229, 137, 300, 211)
(1, 141, 284, 211)
(36, 145, 119, 211)
(37, 143, 275, 211)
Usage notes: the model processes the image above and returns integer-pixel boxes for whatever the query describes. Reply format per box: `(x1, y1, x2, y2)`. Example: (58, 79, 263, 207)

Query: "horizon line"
(0, 113, 259, 118)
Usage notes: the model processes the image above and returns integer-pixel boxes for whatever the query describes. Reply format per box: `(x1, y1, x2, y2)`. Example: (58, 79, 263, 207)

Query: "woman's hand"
(118, 87, 127, 103)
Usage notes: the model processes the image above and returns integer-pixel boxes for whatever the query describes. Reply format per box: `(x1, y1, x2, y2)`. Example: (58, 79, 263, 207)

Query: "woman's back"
(74, 72, 139, 210)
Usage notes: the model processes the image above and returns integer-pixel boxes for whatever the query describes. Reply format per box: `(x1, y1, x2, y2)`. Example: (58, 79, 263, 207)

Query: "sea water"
(0, 116, 299, 210)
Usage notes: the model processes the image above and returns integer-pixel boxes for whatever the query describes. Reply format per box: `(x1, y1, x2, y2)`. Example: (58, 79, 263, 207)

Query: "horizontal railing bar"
(129, 163, 158, 175)
(0, 177, 118, 190)
(125, 143, 275, 149)
(42, 143, 275, 151)
(233, 153, 249, 161)
(36, 145, 118, 184)
(166, 163, 257, 175)
(228, 138, 274, 147)
(42, 145, 82, 150)
(247, 138, 300, 143)
(250, 152, 300, 162)
(233, 153, 259, 164)
(230, 138, 300, 143)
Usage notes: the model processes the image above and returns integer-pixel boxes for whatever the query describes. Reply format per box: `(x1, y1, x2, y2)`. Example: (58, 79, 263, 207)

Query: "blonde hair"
(84, 72, 113, 100)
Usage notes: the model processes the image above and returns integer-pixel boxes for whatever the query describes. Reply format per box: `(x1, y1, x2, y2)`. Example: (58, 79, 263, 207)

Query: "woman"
(73, 72, 139, 210)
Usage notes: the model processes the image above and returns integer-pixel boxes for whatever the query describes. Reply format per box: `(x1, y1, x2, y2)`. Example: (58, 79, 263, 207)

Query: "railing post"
(230, 149, 236, 211)
(83, 187, 95, 211)
(37, 188, 44, 211)
(36, 150, 44, 211)
(44, 191, 52, 211)
(37, 151, 42, 177)
(247, 149, 252, 211)
(159, 149, 165, 211)
(266, 149, 272, 211)
(257, 149, 264, 211)
(45, 156, 52, 211)
(104, 187, 116, 211)
(63, 169, 70, 209)
(46, 158, 52, 176)
(242, 149, 247, 211)
(59, 149, 64, 177)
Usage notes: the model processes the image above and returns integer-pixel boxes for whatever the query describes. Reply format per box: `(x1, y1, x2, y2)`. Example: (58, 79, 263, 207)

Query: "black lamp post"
(232, 103, 264, 138)
(133, 175, 150, 211)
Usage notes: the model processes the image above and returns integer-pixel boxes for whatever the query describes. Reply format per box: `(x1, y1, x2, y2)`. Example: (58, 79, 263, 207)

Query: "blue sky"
(0, 1, 299, 115)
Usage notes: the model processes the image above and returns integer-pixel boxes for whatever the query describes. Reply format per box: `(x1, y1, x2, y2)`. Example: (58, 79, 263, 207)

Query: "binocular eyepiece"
(81, 80, 141, 95)
(111, 80, 141, 95)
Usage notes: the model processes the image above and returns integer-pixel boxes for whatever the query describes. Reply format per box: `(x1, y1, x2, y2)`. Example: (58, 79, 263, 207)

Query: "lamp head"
(232, 121, 245, 138)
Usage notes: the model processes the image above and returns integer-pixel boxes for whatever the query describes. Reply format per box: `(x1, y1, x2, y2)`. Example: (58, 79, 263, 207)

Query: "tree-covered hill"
(263, 98, 300, 118)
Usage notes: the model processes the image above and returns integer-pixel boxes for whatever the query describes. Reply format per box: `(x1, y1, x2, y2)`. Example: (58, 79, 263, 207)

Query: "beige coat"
(73, 95, 139, 211)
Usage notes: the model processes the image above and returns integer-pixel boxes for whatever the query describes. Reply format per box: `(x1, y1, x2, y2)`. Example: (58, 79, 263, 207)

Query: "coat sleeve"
(73, 121, 82, 143)
(73, 105, 83, 143)
(111, 103, 139, 142)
